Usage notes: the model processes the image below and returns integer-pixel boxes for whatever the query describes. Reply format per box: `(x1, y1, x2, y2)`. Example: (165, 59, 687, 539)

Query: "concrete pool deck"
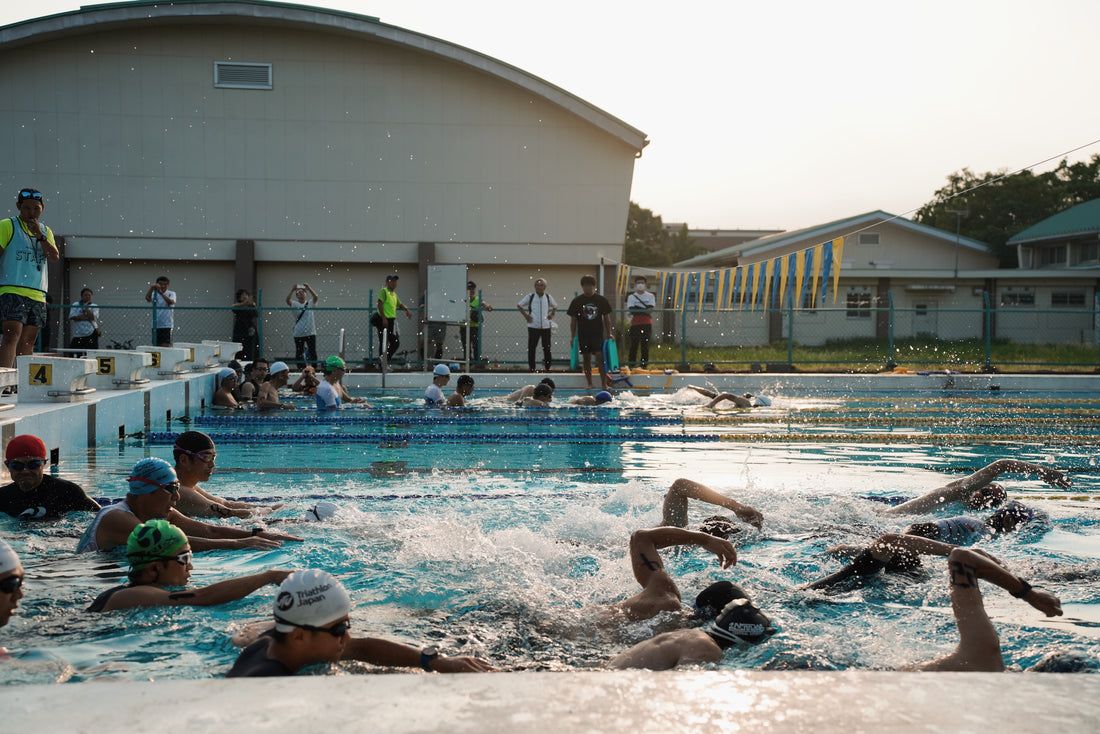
(1, 367, 1097, 732)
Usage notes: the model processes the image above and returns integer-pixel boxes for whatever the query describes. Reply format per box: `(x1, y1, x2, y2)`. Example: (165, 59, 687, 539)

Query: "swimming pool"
(2, 385, 1098, 683)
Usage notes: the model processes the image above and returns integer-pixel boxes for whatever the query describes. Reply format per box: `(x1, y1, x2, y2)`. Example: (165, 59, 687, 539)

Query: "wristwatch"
(420, 646, 439, 671)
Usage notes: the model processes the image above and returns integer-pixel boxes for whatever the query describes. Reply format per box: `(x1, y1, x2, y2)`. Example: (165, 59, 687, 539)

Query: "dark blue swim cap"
(705, 598, 774, 649)
(594, 391, 612, 404)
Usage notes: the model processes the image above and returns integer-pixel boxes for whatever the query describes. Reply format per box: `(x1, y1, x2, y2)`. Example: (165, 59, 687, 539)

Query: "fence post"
(368, 288, 375, 362)
(678, 307, 689, 371)
(886, 290, 896, 369)
(1095, 293, 1099, 369)
(983, 291, 993, 371)
(256, 289, 263, 358)
(150, 297, 157, 345)
(786, 289, 794, 367)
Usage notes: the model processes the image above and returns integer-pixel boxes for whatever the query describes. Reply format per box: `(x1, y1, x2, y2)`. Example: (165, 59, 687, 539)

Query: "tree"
(668, 223, 705, 263)
(914, 154, 1100, 266)
(624, 201, 672, 267)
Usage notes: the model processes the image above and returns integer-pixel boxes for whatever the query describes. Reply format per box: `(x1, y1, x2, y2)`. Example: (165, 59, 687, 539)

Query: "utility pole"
(946, 209, 969, 288)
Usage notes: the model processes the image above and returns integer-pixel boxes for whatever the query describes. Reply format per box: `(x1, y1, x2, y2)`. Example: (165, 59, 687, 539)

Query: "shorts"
(0, 293, 47, 328)
(156, 327, 173, 345)
(577, 331, 603, 355)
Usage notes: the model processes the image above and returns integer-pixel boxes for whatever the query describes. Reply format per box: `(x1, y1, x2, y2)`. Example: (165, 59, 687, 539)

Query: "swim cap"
(449, 363, 460, 373)
(0, 538, 20, 575)
(538, 377, 556, 390)
(705, 598, 774, 649)
(273, 569, 351, 632)
(594, 391, 613, 404)
(305, 501, 338, 522)
(5, 435, 46, 461)
(533, 383, 553, 399)
(433, 364, 451, 377)
(750, 395, 772, 407)
(988, 500, 1035, 532)
(126, 519, 188, 571)
(127, 457, 178, 495)
(325, 355, 345, 371)
(693, 580, 750, 621)
(269, 361, 289, 376)
(699, 515, 742, 540)
(218, 367, 237, 383)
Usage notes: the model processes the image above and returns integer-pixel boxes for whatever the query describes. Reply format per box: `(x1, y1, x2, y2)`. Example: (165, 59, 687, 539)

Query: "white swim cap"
(273, 569, 350, 632)
(750, 395, 772, 407)
(0, 538, 21, 575)
(305, 501, 338, 522)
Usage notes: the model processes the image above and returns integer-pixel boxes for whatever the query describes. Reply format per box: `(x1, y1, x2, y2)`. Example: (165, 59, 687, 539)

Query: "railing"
(43, 291, 1100, 373)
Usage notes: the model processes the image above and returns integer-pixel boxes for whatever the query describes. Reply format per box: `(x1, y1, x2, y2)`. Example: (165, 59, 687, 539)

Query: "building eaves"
(1006, 198, 1100, 245)
(0, 0, 649, 153)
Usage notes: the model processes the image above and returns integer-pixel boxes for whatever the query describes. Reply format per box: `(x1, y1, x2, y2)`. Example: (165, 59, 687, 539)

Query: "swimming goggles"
(5, 459, 46, 471)
(0, 574, 24, 593)
(276, 617, 352, 637)
(174, 446, 216, 464)
(17, 190, 42, 201)
(164, 550, 193, 566)
(127, 476, 181, 496)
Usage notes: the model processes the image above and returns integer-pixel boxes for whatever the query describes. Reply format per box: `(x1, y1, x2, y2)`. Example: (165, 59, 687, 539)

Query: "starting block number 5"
(97, 357, 116, 375)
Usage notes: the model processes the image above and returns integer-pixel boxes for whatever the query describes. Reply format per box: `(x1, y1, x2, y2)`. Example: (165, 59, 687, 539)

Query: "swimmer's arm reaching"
(884, 459, 1071, 516)
(661, 478, 763, 529)
(95, 570, 291, 612)
(704, 393, 753, 409)
(341, 637, 498, 673)
(629, 527, 737, 590)
(167, 509, 302, 549)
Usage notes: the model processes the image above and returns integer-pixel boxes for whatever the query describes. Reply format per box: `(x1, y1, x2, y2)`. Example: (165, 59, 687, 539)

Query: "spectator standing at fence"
(232, 289, 259, 360)
(0, 188, 59, 372)
(517, 278, 557, 372)
(567, 275, 614, 390)
(626, 275, 655, 368)
(286, 283, 318, 369)
(462, 281, 493, 363)
(69, 287, 100, 353)
(145, 276, 176, 347)
(374, 274, 412, 368)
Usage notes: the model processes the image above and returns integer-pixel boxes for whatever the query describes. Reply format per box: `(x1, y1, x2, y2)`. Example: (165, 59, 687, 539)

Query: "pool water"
(2, 387, 1099, 682)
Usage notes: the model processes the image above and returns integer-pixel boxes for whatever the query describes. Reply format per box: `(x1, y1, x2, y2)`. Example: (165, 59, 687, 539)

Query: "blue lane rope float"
(193, 413, 683, 427)
(148, 431, 722, 444)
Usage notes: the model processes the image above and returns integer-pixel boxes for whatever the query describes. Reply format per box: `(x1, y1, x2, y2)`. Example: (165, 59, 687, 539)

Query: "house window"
(1076, 242, 1100, 265)
(858, 233, 880, 246)
(1000, 288, 1035, 307)
(846, 290, 872, 318)
(1038, 245, 1066, 267)
(801, 288, 818, 313)
(214, 62, 273, 90)
(1051, 291, 1086, 308)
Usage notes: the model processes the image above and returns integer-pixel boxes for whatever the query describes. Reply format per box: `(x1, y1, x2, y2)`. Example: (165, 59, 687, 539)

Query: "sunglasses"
(0, 574, 24, 594)
(176, 446, 216, 463)
(5, 459, 46, 471)
(18, 190, 42, 200)
(300, 619, 351, 637)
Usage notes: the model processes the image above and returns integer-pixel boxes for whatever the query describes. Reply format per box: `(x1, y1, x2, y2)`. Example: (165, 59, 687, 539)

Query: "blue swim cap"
(128, 457, 178, 495)
(595, 391, 613, 404)
(218, 367, 237, 384)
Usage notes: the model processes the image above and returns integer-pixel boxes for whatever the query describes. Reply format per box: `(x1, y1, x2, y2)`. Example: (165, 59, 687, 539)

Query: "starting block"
(79, 350, 153, 390)
(17, 355, 97, 402)
(174, 342, 220, 372)
(136, 346, 191, 380)
(201, 340, 242, 364)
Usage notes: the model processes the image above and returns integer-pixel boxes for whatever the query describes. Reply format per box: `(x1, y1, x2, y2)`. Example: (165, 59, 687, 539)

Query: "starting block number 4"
(28, 363, 52, 386)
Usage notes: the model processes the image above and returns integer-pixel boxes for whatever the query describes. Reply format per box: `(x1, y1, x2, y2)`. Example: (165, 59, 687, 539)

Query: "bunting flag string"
(609, 235, 844, 314)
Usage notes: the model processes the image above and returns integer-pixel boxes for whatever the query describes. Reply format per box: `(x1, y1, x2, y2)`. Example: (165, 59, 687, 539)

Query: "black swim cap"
(692, 580, 750, 622)
(533, 383, 553, 399)
(699, 514, 742, 540)
(705, 598, 774, 649)
(538, 377, 556, 390)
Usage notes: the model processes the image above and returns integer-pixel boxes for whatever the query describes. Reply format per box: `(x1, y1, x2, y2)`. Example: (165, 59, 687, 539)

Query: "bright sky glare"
(7, 0, 1100, 232)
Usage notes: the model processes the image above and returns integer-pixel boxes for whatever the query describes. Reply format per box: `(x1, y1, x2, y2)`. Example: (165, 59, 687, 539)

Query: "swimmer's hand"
(431, 655, 499, 673)
(702, 535, 737, 568)
(1039, 467, 1071, 489)
(236, 536, 283, 550)
(735, 505, 764, 530)
(1026, 589, 1063, 617)
(259, 529, 303, 543)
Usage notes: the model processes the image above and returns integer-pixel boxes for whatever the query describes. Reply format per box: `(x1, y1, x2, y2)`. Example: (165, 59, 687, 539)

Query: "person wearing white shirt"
(69, 287, 100, 351)
(516, 278, 557, 372)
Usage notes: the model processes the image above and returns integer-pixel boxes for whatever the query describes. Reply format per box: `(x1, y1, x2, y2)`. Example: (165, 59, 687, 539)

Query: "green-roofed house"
(1008, 198, 1100, 270)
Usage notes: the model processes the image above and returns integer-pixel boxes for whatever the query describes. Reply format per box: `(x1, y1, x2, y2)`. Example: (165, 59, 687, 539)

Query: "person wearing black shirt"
(0, 435, 98, 519)
(566, 275, 614, 389)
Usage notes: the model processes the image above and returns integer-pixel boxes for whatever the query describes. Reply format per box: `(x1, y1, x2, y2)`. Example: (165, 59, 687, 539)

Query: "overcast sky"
(9, 1, 1100, 231)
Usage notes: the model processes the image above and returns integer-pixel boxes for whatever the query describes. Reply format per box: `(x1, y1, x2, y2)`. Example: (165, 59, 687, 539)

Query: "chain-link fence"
(44, 291, 1100, 372)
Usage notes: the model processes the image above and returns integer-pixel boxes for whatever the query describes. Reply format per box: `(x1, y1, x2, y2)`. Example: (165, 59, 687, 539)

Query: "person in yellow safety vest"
(374, 274, 412, 367)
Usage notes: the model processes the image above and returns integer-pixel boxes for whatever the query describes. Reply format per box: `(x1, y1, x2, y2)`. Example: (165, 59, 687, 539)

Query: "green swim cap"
(126, 519, 187, 571)
(325, 355, 345, 371)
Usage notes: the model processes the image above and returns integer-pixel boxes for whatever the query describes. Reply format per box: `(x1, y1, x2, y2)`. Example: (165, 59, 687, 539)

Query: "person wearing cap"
(256, 361, 296, 410)
(515, 382, 554, 407)
(76, 458, 301, 554)
(461, 281, 493, 363)
(172, 431, 280, 519)
(684, 385, 763, 409)
(213, 367, 240, 408)
(316, 355, 346, 410)
(85, 520, 292, 613)
(447, 375, 475, 407)
(568, 390, 614, 406)
(660, 477, 764, 535)
(425, 363, 450, 406)
(503, 377, 555, 403)
(607, 588, 774, 670)
(229, 570, 497, 676)
(285, 283, 319, 369)
(566, 275, 615, 390)
(0, 538, 24, 629)
(0, 435, 99, 519)
(0, 188, 60, 371)
(374, 274, 412, 368)
(144, 275, 176, 347)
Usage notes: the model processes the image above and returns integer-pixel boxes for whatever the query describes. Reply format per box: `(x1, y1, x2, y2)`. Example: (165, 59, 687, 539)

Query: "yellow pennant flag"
(778, 256, 790, 309)
(761, 259, 775, 311)
(810, 244, 824, 308)
(794, 251, 806, 310)
(831, 237, 845, 303)
(748, 262, 762, 312)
